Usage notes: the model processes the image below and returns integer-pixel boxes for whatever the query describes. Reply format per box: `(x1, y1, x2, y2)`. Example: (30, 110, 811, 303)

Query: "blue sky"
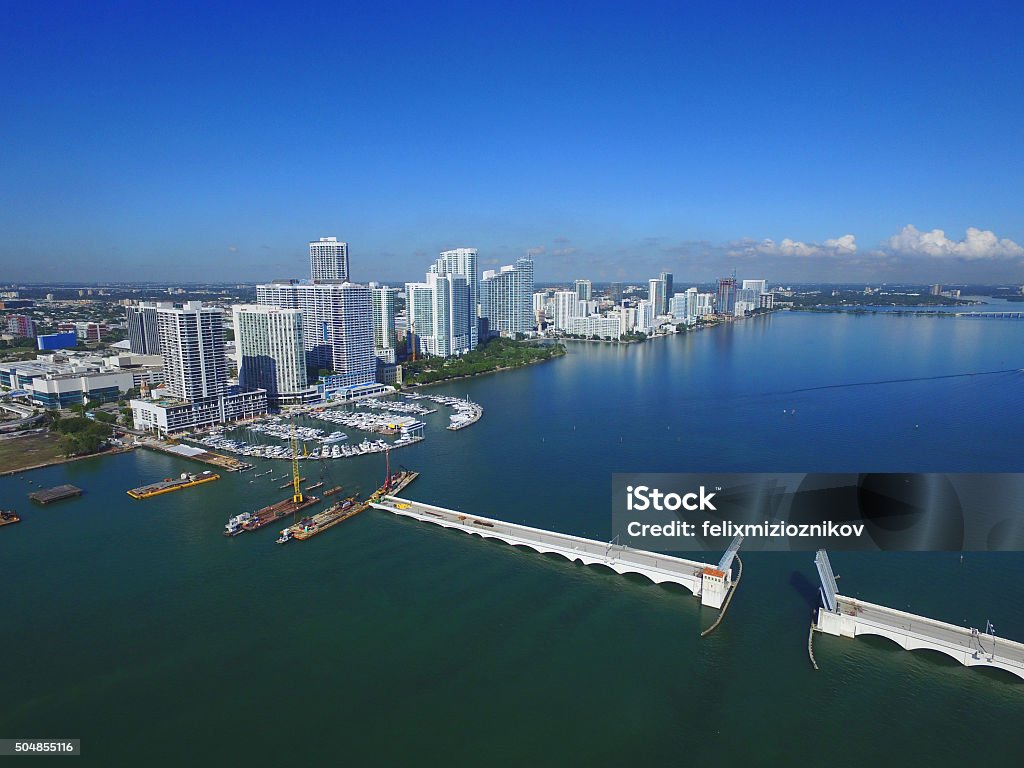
(2, 1, 1022, 284)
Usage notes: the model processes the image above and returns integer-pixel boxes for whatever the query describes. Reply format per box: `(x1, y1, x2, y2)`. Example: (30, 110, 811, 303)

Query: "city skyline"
(3, 3, 1023, 284)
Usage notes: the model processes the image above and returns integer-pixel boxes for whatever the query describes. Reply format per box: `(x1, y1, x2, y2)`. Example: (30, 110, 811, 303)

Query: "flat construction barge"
(1, 510, 21, 527)
(285, 471, 419, 542)
(29, 484, 83, 505)
(242, 495, 320, 531)
(127, 471, 220, 499)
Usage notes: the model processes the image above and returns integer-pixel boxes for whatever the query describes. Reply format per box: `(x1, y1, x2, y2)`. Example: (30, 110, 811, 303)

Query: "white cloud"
(728, 234, 858, 258)
(885, 225, 1024, 260)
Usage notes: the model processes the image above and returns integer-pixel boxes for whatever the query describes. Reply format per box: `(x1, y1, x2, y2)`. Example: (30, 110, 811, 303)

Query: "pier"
(813, 550, 1024, 681)
(370, 496, 736, 608)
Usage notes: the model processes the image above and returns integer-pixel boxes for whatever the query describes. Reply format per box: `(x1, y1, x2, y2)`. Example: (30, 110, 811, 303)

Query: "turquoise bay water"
(3, 311, 1024, 766)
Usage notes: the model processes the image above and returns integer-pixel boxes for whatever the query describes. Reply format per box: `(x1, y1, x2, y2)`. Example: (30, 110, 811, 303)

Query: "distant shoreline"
(402, 349, 564, 390)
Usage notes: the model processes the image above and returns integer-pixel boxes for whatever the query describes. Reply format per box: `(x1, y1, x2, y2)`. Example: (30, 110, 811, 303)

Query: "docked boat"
(275, 528, 293, 544)
(224, 511, 254, 536)
(323, 485, 343, 497)
(305, 481, 325, 492)
(0, 510, 21, 527)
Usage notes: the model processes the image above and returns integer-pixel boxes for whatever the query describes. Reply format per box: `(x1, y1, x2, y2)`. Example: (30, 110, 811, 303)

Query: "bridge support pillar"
(816, 607, 855, 637)
(700, 567, 729, 609)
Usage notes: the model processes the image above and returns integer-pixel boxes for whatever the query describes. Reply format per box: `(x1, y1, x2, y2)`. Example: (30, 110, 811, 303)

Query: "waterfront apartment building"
(125, 302, 165, 354)
(429, 248, 479, 350)
(157, 302, 228, 401)
(310, 237, 350, 282)
(610, 282, 623, 304)
(742, 279, 767, 294)
(370, 285, 398, 352)
(406, 272, 472, 357)
(659, 272, 674, 313)
(566, 314, 622, 340)
(480, 257, 535, 337)
(553, 290, 581, 331)
(232, 305, 311, 405)
(648, 279, 666, 317)
(636, 300, 655, 333)
(132, 301, 267, 434)
(256, 281, 376, 390)
(716, 278, 737, 316)
(574, 279, 592, 303)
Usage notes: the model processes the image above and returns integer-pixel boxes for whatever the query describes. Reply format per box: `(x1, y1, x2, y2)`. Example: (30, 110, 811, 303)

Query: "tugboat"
(224, 511, 254, 536)
(0, 509, 21, 527)
(276, 527, 292, 544)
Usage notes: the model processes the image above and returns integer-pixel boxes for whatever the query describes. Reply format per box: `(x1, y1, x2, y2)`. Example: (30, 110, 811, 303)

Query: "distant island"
(402, 337, 566, 386)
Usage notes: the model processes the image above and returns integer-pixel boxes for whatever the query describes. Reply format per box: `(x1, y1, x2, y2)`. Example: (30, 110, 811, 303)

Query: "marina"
(126, 471, 219, 499)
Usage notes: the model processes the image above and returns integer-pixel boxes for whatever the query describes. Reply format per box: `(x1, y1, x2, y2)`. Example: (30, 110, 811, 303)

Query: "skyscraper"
(256, 281, 375, 388)
(479, 257, 535, 337)
(609, 282, 623, 304)
(405, 272, 471, 357)
(742, 279, 767, 294)
(132, 301, 268, 433)
(659, 272, 674, 313)
(648, 278, 666, 317)
(232, 305, 308, 405)
(716, 277, 737, 316)
(553, 291, 580, 330)
(370, 285, 398, 351)
(125, 302, 164, 354)
(430, 248, 479, 350)
(157, 301, 228, 401)
(574, 279, 592, 303)
(309, 237, 350, 282)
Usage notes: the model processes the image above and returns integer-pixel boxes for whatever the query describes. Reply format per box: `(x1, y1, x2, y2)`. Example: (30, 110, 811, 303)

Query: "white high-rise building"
(636, 300, 655, 334)
(309, 237, 350, 282)
(256, 281, 375, 389)
(132, 301, 267, 433)
(742, 279, 767, 294)
(480, 257, 534, 337)
(430, 248, 479, 350)
(157, 301, 228, 401)
(648, 279, 666, 318)
(405, 272, 471, 358)
(232, 305, 309, 405)
(553, 291, 581, 331)
(370, 285, 398, 351)
(574, 279, 592, 303)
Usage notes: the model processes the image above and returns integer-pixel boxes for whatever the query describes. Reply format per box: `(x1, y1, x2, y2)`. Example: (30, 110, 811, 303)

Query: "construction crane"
(290, 418, 303, 504)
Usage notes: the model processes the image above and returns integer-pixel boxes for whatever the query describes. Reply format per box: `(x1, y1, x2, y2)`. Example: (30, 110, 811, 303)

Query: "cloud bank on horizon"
(520, 224, 1024, 285)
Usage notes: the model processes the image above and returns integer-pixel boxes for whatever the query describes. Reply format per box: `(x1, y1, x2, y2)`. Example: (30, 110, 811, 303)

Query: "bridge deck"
(371, 496, 723, 597)
(824, 595, 1024, 681)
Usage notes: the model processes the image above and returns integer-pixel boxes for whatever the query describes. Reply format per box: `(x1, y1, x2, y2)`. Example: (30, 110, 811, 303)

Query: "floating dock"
(322, 485, 344, 497)
(139, 439, 252, 472)
(127, 471, 220, 499)
(28, 484, 83, 505)
(0, 510, 21, 527)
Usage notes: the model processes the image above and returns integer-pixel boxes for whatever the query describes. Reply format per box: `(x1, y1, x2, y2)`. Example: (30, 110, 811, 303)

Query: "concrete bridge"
(371, 496, 735, 608)
(956, 311, 1024, 319)
(814, 551, 1024, 682)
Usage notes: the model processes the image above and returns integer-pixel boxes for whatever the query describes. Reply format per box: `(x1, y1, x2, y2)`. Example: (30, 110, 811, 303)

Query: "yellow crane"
(290, 418, 303, 504)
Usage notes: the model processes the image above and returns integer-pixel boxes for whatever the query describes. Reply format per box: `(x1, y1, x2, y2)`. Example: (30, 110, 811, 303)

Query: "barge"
(127, 471, 220, 499)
